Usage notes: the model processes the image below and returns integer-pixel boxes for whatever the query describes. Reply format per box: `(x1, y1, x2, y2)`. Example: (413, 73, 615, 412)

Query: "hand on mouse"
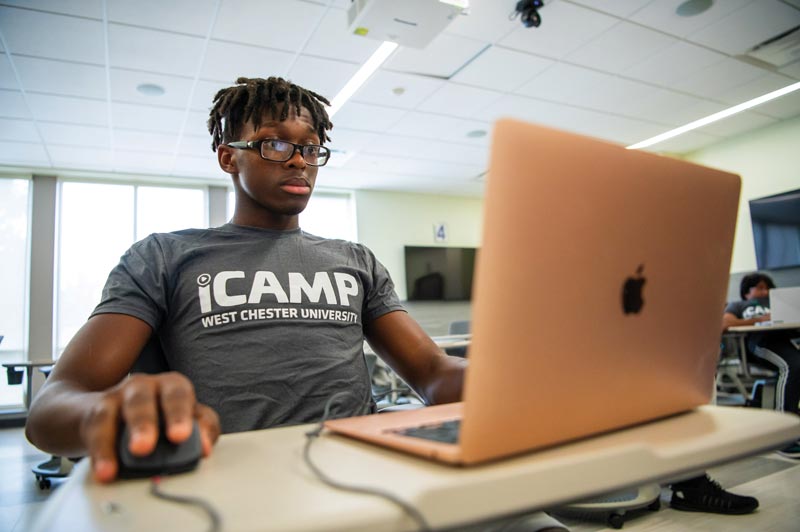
(79, 372, 220, 483)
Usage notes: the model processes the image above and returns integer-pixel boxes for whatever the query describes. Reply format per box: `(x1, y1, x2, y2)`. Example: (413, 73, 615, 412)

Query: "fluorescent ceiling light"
(328, 41, 399, 118)
(626, 80, 800, 150)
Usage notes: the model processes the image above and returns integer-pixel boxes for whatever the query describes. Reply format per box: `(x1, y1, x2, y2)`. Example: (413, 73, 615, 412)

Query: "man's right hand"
(79, 372, 220, 483)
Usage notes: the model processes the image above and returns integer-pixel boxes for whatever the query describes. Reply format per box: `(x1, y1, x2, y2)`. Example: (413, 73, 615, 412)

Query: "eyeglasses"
(226, 139, 330, 166)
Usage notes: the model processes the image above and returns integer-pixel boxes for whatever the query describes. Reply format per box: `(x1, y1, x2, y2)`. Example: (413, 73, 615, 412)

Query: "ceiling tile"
(47, 144, 112, 170)
(0, 0, 103, 18)
(301, 7, 381, 64)
(200, 40, 295, 83)
(352, 71, 444, 110)
(415, 83, 502, 119)
(444, 0, 519, 43)
(285, 56, 359, 104)
(185, 110, 211, 138)
(750, 89, 800, 120)
(499, 1, 619, 59)
(15, 56, 106, 99)
(0, 90, 31, 119)
(330, 102, 407, 132)
(112, 102, 184, 133)
(0, 54, 19, 90)
(343, 152, 482, 180)
(560, 109, 665, 145)
(385, 33, 489, 79)
(716, 73, 797, 106)
(671, 58, 771, 100)
(110, 69, 194, 108)
(113, 149, 174, 174)
(38, 121, 110, 148)
(213, 0, 325, 52)
(623, 41, 725, 86)
(108, 24, 205, 77)
(0, 140, 49, 165)
(451, 46, 553, 92)
(364, 134, 489, 167)
(190, 79, 230, 111)
(688, 0, 800, 55)
(565, 21, 676, 74)
(326, 127, 379, 152)
(569, 0, 652, 18)
(387, 111, 491, 145)
(779, 61, 800, 80)
(666, 99, 727, 125)
(645, 130, 722, 154)
(107, 0, 217, 36)
(474, 93, 576, 126)
(178, 134, 214, 157)
(172, 154, 226, 178)
(0, 118, 39, 142)
(630, 0, 750, 39)
(0, 7, 105, 64)
(696, 110, 778, 137)
(114, 129, 179, 154)
(515, 63, 654, 114)
(27, 93, 106, 125)
(620, 88, 711, 126)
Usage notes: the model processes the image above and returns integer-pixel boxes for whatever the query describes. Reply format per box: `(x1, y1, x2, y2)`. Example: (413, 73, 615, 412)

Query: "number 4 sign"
(433, 223, 447, 243)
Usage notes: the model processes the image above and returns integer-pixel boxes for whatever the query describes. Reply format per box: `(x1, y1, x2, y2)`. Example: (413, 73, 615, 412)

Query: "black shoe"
(670, 474, 759, 515)
(777, 441, 800, 459)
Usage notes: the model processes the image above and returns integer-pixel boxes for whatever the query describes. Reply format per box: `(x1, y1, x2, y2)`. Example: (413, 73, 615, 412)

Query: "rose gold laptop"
(325, 118, 741, 465)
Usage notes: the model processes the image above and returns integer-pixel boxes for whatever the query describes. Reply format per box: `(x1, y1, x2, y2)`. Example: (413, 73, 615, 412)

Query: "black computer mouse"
(117, 420, 202, 479)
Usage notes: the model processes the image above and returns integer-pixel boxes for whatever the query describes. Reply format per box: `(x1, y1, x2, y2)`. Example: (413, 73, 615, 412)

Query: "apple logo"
(622, 264, 646, 315)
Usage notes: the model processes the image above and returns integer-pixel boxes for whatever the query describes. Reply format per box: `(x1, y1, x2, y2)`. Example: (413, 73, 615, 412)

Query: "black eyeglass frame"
(226, 139, 330, 167)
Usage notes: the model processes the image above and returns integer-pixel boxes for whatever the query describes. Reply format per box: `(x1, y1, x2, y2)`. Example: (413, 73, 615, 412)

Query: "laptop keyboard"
(390, 419, 461, 444)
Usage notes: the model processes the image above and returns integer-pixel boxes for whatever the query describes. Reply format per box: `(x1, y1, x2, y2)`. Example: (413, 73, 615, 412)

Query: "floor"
(2, 424, 799, 532)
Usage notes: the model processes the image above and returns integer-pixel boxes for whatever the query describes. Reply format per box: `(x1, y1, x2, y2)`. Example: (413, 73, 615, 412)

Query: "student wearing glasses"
(25, 76, 573, 532)
(25, 76, 466, 478)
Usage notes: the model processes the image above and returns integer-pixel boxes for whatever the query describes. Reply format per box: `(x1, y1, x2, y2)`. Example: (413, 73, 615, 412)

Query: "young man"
(723, 272, 800, 457)
(25, 77, 467, 484)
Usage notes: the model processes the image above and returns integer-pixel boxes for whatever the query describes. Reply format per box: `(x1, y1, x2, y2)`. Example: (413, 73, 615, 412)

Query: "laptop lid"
(770, 287, 800, 324)
(326, 119, 741, 465)
(456, 119, 741, 462)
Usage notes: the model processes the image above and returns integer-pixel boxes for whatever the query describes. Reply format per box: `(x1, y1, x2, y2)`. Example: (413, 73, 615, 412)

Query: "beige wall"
(355, 190, 484, 300)
(685, 115, 800, 273)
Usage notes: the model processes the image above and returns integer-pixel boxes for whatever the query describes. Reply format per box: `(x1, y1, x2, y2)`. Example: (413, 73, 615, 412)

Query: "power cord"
(303, 391, 432, 532)
(149, 476, 222, 532)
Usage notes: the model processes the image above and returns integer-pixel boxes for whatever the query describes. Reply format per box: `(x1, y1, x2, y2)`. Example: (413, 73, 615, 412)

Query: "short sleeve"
(90, 235, 169, 330)
(359, 245, 405, 323)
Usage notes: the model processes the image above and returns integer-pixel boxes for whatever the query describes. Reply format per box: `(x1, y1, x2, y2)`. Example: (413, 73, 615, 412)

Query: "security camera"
(512, 0, 544, 28)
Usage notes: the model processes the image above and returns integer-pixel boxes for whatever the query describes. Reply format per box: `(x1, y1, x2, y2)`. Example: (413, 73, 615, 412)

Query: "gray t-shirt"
(92, 223, 405, 433)
(724, 298, 770, 320)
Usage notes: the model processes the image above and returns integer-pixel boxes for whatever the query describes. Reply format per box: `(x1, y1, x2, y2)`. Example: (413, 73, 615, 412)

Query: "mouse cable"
(150, 476, 222, 532)
(303, 391, 432, 532)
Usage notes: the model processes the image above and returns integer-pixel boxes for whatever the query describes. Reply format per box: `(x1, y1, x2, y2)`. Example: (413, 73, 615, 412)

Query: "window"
(0, 177, 30, 408)
(137, 186, 206, 239)
(56, 182, 206, 355)
(227, 189, 357, 241)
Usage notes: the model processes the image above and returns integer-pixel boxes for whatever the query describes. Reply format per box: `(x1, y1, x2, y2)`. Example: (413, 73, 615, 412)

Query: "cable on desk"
(303, 391, 432, 532)
(150, 476, 222, 532)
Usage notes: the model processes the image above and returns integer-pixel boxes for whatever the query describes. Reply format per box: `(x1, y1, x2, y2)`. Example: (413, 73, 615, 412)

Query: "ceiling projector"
(347, 0, 468, 49)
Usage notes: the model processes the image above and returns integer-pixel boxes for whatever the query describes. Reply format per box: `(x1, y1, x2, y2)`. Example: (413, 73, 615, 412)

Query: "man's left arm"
(364, 310, 467, 405)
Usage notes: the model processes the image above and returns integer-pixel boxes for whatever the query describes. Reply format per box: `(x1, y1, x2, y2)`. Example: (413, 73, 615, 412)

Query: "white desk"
(723, 323, 800, 381)
(32, 405, 800, 532)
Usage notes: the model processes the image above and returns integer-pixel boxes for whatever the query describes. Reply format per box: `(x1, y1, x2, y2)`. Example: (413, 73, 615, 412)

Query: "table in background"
(2, 361, 54, 409)
(31, 405, 800, 532)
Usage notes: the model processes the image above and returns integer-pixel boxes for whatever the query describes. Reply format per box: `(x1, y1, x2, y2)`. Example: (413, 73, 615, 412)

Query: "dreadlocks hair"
(207, 76, 333, 152)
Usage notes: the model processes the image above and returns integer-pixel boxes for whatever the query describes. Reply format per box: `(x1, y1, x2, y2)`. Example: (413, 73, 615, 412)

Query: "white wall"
(685, 115, 800, 273)
(354, 190, 484, 300)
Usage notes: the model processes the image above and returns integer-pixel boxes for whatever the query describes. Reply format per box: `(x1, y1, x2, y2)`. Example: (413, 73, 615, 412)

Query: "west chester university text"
(197, 270, 362, 328)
